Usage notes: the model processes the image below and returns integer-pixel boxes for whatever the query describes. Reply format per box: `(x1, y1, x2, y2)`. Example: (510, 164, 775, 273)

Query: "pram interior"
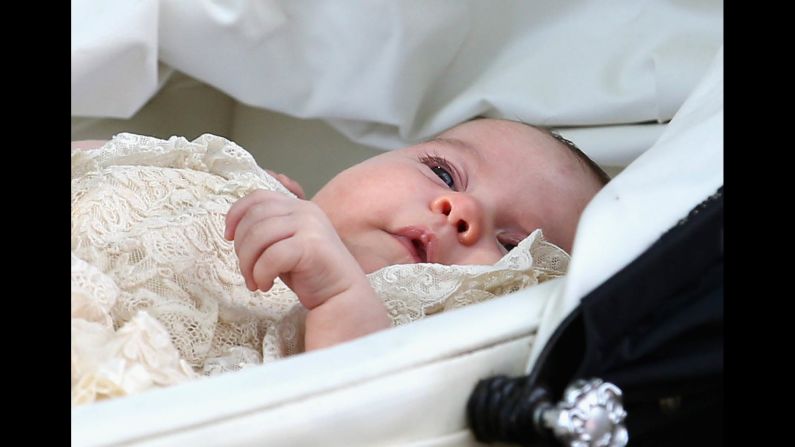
(71, 2, 723, 445)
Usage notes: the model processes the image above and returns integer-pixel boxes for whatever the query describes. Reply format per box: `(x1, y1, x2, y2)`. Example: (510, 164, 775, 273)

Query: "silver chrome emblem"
(536, 378, 628, 447)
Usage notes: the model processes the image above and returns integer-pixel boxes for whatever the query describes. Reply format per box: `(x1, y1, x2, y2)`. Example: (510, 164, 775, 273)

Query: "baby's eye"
(501, 242, 517, 252)
(419, 154, 459, 191)
(431, 166, 455, 189)
(497, 234, 521, 253)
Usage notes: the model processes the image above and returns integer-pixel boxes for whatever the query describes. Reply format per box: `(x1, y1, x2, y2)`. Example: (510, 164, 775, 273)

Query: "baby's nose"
(431, 194, 484, 246)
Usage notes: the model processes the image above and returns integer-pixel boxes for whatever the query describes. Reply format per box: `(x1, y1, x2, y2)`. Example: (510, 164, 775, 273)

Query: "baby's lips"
(393, 226, 436, 263)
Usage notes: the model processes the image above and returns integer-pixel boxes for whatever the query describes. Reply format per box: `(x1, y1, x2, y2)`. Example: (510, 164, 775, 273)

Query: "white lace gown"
(71, 133, 569, 406)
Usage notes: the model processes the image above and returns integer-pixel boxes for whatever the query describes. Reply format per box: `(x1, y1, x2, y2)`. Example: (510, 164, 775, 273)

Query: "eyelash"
(418, 153, 459, 191)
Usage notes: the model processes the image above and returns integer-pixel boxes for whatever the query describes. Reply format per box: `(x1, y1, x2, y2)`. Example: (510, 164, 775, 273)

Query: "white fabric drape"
(72, 0, 723, 163)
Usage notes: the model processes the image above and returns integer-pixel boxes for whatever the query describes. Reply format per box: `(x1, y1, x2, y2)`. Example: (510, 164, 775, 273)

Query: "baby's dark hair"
(537, 127, 612, 186)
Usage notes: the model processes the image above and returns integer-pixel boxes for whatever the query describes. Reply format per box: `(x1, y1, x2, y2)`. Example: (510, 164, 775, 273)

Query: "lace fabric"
(71, 133, 569, 405)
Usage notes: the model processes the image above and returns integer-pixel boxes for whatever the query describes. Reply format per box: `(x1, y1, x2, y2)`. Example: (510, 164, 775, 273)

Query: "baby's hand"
(224, 190, 367, 310)
(226, 190, 392, 349)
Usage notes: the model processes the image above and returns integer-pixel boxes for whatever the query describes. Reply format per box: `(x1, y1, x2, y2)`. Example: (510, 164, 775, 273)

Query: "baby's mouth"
(393, 227, 434, 264)
(411, 238, 428, 263)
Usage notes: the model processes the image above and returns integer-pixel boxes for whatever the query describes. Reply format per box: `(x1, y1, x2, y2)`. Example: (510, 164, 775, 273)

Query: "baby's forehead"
(442, 118, 556, 146)
(424, 136, 484, 162)
(437, 120, 574, 171)
(443, 120, 592, 196)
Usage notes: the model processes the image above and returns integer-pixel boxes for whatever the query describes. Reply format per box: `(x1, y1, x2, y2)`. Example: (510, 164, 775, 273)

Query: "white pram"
(71, 2, 723, 445)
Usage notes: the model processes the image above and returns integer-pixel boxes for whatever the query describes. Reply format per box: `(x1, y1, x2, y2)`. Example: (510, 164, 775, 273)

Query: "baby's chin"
(353, 251, 410, 274)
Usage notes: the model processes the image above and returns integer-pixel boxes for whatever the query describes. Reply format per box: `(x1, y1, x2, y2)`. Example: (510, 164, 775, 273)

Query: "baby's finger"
(225, 190, 280, 240)
(273, 173, 306, 200)
(236, 215, 297, 291)
(251, 237, 303, 297)
(231, 199, 296, 257)
(225, 190, 288, 240)
(225, 190, 264, 240)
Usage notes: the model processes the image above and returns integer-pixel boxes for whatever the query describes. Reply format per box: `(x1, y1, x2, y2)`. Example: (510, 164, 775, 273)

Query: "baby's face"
(311, 119, 602, 273)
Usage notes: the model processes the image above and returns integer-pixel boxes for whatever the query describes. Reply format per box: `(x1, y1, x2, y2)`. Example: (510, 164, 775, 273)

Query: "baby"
(224, 118, 608, 350)
(70, 117, 607, 404)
